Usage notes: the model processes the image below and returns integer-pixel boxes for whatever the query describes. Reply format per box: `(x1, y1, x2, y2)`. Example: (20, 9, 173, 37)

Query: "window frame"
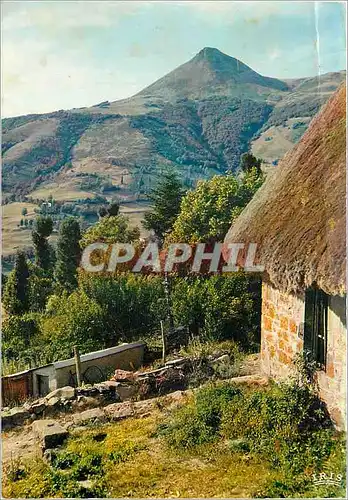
(303, 287, 328, 370)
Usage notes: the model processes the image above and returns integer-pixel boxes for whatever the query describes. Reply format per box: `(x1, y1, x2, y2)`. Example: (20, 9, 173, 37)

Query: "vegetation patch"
(159, 379, 346, 498)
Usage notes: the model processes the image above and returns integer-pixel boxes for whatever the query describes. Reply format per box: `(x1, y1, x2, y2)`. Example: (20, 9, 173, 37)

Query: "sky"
(2, 1, 346, 117)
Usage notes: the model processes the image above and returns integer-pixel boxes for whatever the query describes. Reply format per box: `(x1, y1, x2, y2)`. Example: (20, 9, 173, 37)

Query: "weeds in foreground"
(3, 378, 345, 498)
(160, 380, 346, 498)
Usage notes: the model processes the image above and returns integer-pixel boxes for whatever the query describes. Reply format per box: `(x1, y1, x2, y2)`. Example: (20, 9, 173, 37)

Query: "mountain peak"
(137, 48, 289, 100)
(195, 47, 226, 59)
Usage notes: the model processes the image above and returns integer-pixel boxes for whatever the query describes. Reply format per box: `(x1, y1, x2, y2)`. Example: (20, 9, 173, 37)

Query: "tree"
(42, 291, 108, 360)
(21, 207, 28, 216)
(143, 171, 185, 244)
(240, 152, 262, 175)
(2, 251, 30, 315)
(166, 168, 264, 244)
(98, 199, 120, 218)
(28, 264, 54, 311)
(55, 217, 81, 292)
(81, 214, 140, 247)
(107, 200, 120, 217)
(32, 216, 53, 271)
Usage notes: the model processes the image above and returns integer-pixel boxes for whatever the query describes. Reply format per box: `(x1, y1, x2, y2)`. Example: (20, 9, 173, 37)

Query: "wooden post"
(160, 320, 167, 365)
(74, 345, 82, 387)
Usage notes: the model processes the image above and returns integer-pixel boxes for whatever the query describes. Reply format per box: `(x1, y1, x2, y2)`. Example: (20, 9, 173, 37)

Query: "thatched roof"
(225, 85, 346, 296)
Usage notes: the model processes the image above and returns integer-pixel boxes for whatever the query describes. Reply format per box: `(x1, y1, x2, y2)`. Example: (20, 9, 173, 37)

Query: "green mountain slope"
(2, 48, 345, 215)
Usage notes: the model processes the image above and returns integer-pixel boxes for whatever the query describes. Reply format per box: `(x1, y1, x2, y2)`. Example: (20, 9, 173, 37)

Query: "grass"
(251, 117, 311, 165)
(3, 378, 346, 498)
(29, 183, 96, 202)
(2, 201, 58, 261)
(2, 412, 276, 498)
(2, 202, 38, 256)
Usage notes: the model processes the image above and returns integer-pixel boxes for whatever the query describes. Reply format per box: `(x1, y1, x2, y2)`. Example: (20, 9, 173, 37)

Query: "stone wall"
(261, 281, 305, 378)
(261, 281, 347, 430)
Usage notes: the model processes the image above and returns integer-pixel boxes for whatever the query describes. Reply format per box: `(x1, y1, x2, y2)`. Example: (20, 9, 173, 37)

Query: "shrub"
(221, 381, 333, 474)
(160, 382, 241, 449)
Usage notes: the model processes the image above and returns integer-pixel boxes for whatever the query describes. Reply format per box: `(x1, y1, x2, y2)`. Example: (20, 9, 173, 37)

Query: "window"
(304, 287, 328, 369)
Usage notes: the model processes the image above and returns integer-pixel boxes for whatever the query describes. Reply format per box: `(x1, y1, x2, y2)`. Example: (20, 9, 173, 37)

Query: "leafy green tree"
(2, 251, 30, 315)
(32, 216, 54, 271)
(79, 273, 165, 341)
(81, 215, 140, 247)
(143, 171, 185, 243)
(55, 217, 81, 292)
(167, 168, 264, 244)
(42, 291, 108, 359)
(2, 313, 41, 367)
(171, 274, 258, 345)
(21, 207, 28, 216)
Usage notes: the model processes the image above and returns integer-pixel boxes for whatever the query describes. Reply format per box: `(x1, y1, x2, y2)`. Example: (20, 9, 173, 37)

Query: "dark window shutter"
(304, 287, 328, 369)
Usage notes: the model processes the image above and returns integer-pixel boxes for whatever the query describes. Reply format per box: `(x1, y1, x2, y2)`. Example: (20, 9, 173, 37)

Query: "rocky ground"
(2, 353, 263, 463)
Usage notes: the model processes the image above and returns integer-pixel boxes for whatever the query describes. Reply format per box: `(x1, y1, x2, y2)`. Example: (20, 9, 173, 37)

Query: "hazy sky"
(2, 1, 346, 117)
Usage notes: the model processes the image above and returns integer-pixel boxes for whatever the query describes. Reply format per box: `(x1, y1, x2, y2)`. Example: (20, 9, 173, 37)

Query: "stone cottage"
(225, 85, 346, 429)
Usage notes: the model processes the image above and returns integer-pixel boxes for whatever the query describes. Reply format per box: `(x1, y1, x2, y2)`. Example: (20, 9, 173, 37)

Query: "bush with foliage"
(166, 167, 264, 244)
(41, 291, 109, 361)
(2, 313, 44, 371)
(81, 215, 140, 247)
(171, 273, 259, 346)
(159, 383, 241, 449)
(78, 272, 165, 340)
(160, 378, 345, 498)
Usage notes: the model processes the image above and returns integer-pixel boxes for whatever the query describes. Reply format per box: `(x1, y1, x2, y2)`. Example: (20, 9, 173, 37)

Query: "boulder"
(103, 380, 119, 390)
(72, 408, 106, 426)
(32, 419, 68, 450)
(94, 383, 111, 394)
(72, 395, 100, 410)
(46, 386, 75, 401)
(133, 399, 158, 416)
(9, 407, 30, 426)
(111, 369, 136, 383)
(1, 410, 14, 429)
(46, 396, 60, 407)
(76, 385, 99, 397)
(31, 402, 47, 415)
(115, 384, 136, 401)
(104, 402, 134, 420)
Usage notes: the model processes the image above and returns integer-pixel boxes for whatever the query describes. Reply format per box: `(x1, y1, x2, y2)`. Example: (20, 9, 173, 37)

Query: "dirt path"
(2, 426, 40, 462)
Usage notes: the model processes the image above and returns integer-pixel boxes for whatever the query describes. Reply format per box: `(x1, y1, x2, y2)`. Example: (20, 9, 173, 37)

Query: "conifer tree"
(54, 217, 81, 292)
(32, 216, 53, 271)
(3, 251, 30, 314)
(143, 171, 185, 244)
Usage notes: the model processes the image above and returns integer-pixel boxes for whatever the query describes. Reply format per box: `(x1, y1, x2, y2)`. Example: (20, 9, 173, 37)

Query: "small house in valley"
(225, 85, 346, 429)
